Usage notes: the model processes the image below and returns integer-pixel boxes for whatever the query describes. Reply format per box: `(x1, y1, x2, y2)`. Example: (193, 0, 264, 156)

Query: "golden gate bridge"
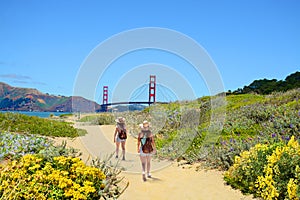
(100, 75, 173, 111)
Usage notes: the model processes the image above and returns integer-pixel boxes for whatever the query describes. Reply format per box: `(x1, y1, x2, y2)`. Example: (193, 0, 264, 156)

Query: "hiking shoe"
(147, 173, 152, 178)
(122, 157, 125, 161)
(142, 174, 147, 182)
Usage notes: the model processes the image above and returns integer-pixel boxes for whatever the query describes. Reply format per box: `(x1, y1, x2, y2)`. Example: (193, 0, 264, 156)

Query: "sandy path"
(53, 123, 256, 200)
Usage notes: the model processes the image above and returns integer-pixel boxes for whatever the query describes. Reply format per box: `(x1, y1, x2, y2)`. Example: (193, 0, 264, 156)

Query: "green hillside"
(135, 88, 299, 170)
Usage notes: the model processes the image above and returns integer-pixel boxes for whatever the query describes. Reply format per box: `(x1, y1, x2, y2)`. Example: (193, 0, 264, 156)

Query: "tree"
(233, 71, 299, 95)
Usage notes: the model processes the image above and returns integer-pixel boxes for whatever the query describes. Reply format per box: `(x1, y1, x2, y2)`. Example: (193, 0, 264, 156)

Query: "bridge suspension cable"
(156, 83, 178, 102)
(129, 77, 149, 101)
(129, 83, 148, 102)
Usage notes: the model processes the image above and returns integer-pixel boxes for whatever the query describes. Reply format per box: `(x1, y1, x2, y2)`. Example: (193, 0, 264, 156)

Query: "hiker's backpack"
(118, 129, 127, 140)
(141, 132, 153, 153)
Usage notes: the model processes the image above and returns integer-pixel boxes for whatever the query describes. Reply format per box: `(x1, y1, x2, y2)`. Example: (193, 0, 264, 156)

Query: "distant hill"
(0, 82, 101, 112)
(231, 71, 300, 95)
(1, 71, 298, 112)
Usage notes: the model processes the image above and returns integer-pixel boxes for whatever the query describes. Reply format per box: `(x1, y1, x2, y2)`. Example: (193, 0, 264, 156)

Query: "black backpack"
(141, 130, 153, 153)
(118, 129, 127, 139)
(142, 137, 153, 153)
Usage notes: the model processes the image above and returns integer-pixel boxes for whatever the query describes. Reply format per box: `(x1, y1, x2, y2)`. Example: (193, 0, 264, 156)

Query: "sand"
(52, 123, 256, 200)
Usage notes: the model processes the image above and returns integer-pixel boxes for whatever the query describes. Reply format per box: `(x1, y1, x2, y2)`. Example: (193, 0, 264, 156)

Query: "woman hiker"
(113, 117, 127, 160)
(137, 120, 156, 181)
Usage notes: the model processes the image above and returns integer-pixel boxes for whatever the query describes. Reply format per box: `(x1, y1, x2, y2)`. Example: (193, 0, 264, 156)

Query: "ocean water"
(0, 111, 71, 118)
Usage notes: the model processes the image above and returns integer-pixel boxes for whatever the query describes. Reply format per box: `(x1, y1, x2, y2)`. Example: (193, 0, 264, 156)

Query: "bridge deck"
(101, 101, 167, 106)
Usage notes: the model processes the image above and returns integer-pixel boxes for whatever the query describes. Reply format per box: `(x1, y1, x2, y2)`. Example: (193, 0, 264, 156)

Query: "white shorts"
(116, 136, 126, 143)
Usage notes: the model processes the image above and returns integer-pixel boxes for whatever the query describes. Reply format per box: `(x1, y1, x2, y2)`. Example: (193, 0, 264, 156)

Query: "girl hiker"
(137, 120, 156, 181)
(113, 117, 127, 160)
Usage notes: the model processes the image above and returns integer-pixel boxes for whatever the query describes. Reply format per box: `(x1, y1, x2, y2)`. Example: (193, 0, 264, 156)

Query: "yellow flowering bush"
(224, 136, 300, 199)
(224, 142, 281, 194)
(255, 136, 300, 199)
(0, 154, 106, 200)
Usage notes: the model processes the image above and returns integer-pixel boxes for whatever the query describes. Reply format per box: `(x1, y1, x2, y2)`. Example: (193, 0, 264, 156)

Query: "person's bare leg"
(115, 142, 120, 158)
(140, 156, 147, 181)
(121, 141, 126, 160)
(146, 156, 152, 177)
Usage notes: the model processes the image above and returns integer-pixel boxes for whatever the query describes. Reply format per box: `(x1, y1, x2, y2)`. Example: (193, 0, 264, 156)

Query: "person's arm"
(151, 133, 156, 154)
(137, 133, 141, 153)
(114, 128, 118, 143)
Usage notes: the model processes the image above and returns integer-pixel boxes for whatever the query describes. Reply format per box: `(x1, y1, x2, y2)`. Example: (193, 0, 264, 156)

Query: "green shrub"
(208, 91, 300, 170)
(0, 112, 82, 138)
(96, 114, 115, 125)
(79, 113, 114, 125)
(0, 132, 79, 162)
(224, 136, 300, 200)
(91, 154, 129, 199)
(79, 115, 98, 122)
(59, 113, 74, 118)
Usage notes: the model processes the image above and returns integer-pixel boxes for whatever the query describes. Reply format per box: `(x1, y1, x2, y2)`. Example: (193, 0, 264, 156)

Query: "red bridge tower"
(148, 75, 156, 103)
(103, 86, 108, 105)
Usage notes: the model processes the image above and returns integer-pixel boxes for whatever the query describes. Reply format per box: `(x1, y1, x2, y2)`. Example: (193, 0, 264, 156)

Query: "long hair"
(141, 129, 151, 138)
(117, 122, 126, 131)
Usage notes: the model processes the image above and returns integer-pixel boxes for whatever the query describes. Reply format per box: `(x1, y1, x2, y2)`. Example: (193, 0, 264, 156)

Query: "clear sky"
(1, 0, 299, 103)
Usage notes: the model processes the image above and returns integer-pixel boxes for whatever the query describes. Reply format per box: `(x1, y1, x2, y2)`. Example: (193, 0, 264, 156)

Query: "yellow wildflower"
(287, 178, 298, 200)
(288, 136, 299, 149)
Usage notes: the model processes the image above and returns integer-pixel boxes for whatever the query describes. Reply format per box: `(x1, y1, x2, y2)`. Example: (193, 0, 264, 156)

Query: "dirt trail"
(54, 123, 256, 200)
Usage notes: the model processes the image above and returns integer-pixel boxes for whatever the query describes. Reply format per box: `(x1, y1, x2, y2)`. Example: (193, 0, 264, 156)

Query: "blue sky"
(1, 0, 299, 103)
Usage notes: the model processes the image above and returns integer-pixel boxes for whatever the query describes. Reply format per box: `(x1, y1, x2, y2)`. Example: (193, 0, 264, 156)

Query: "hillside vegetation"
(0, 114, 125, 199)
(92, 88, 298, 199)
(231, 71, 300, 94)
(0, 112, 85, 138)
(80, 88, 299, 167)
(143, 88, 299, 199)
(154, 89, 299, 166)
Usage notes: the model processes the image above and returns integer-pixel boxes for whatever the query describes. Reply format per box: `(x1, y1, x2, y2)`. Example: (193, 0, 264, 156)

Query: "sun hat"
(139, 120, 151, 131)
(143, 120, 149, 127)
(115, 117, 125, 124)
